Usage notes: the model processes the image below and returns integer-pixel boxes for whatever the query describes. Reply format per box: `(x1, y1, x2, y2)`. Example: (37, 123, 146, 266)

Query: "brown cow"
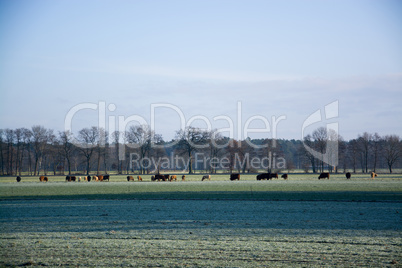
(256, 173, 270, 180)
(202, 175, 211, 181)
(93, 176, 98, 181)
(269, 173, 279, 179)
(230, 173, 240, 180)
(127, 176, 134, 181)
(97, 175, 104, 181)
(371, 172, 377, 178)
(281, 174, 288, 180)
(137, 175, 142, 181)
(318, 172, 330, 180)
(16, 176, 21, 182)
(153, 174, 166, 181)
(39, 176, 48, 182)
(169, 175, 177, 181)
(182, 175, 186, 181)
(346, 172, 351, 179)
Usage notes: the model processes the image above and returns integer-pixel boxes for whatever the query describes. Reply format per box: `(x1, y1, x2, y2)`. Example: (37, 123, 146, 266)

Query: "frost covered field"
(0, 178, 401, 267)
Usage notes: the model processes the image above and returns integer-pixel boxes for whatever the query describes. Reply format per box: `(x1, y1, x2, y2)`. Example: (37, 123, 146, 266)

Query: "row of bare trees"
(299, 128, 401, 173)
(0, 125, 401, 176)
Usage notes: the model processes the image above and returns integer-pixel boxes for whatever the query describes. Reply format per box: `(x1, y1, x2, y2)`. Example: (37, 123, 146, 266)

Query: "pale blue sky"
(1, 0, 401, 140)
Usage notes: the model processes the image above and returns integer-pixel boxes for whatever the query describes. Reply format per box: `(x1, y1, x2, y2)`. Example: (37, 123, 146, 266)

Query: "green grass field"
(0, 175, 401, 267)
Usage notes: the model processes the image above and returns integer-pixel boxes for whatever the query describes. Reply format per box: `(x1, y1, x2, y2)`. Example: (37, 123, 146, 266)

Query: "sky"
(0, 0, 401, 141)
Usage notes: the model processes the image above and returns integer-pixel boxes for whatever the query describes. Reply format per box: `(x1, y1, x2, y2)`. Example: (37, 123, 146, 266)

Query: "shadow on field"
(0, 199, 401, 234)
(1, 190, 402, 202)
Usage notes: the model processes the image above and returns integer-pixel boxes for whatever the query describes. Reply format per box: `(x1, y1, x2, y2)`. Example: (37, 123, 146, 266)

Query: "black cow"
(202, 175, 211, 181)
(318, 172, 330, 180)
(346, 172, 351, 179)
(103, 175, 110, 181)
(256, 173, 270, 180)
(230, 173, 240, 180)
(281, 174, 288, 180)
(16, 176, 21, 182)
(66, 175, 76, 182)
(127, 176, 134, 181)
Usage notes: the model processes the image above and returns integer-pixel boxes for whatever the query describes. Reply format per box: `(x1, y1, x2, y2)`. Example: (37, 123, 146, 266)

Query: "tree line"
(0, 125, 401, 176)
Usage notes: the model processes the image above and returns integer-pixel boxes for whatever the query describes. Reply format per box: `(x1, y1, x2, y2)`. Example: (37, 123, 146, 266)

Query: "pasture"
(0, 174, 401, 267)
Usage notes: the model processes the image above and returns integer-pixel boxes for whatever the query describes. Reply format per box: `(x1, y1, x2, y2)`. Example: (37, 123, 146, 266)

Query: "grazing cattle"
(163, 175, 170, 181)
(78, 177, 82, 182)
(269, 173, 279, 179)
(230, 173, 240, 181)
(182, 175, 186, 181)
(153, 174, 166, 181)
(97, 175, 104, 181)
(127, 176, 134, 181)
(318, 172, 330, 180)
(202, 175, 211, 181)
(371, 172, 377, 178)
(16, 176, 21, 182)
(137, 175, 142, 181)
(151, 175, 156, 181)
(86, 176, 91, 182)
(103, 175, 110, 181)
(39, 176, 48, 182)
(93, 176, 98, 181)
(169, 175, 177, 181)
(346, 172, 351, 179)
(66, 176, 76, 182)
(281, 174, 288, 180)
(256, 173, 271, 180)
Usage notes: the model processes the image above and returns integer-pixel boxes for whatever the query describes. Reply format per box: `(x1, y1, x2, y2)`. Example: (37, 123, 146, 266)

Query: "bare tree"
(78, 127, 99, 175)
(348, 139, 359, 173)
(59, 131, 75, 175)
(95, 128, 108, 175)
(371, 133, 382, 172)
(5, 129, 14, 175)
(357, 132, 372, 173)
(31, 125, 49, 175)
(326, 129, 340, 172)
(301, 134, 317, 173)
(126, 125, 155, 174)
(175, 127, 209, 174)
(383, 135, 401, 173)
(0, 129, 4, 175)
(14, 128, 25, 176)
(44, 130, 57, 175)
(102, 130, 109, 174)
(112, 131, 123, 174)
(312, 127, 328, 172)
(208, 130, 227, 173)
(22, 128, 33, 175)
